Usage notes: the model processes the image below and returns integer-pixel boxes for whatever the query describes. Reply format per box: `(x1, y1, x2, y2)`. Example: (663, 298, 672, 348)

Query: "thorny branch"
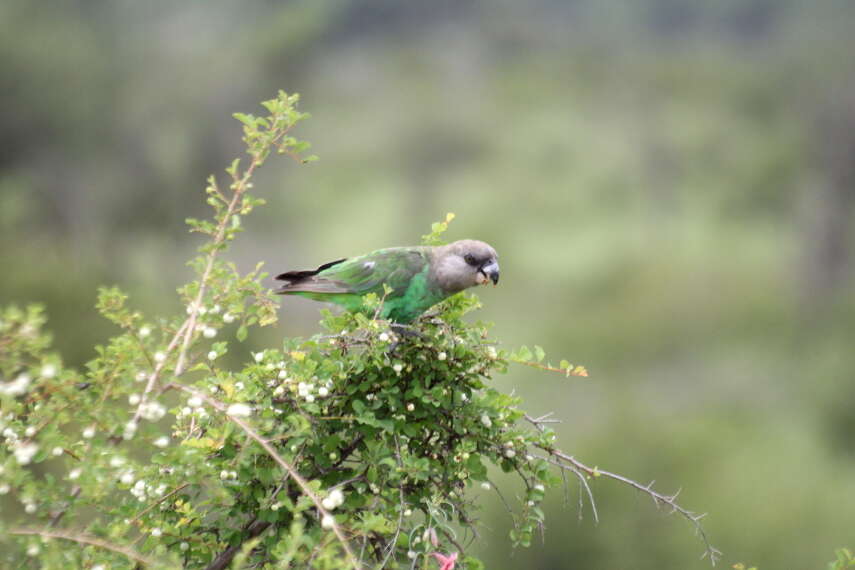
(524, 413, 721, 565)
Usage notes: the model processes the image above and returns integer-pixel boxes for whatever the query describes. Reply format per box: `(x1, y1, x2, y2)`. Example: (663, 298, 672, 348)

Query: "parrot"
(274, 239, 499, 323)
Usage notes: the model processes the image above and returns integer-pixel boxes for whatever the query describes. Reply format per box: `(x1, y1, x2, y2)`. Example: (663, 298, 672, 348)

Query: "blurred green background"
(3, 1, 855, 567)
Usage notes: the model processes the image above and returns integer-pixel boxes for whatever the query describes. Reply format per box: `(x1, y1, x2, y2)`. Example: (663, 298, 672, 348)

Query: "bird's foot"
(390, 323, 425, 340)
(386, 323, 426, 354)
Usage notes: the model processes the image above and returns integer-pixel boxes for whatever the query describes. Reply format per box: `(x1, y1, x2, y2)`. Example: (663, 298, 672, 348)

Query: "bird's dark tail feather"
(274, 258, 347, 294)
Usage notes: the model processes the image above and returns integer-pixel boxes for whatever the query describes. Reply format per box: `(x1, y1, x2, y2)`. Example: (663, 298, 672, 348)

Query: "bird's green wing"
(314, 247, 429, 296)
(275, 247, 443, 322)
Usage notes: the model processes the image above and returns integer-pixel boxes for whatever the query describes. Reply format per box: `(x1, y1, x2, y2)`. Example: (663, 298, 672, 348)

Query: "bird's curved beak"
(480, 261, 500, 286)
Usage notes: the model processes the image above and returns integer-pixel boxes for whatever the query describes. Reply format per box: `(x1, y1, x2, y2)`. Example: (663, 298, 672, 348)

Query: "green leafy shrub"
(0, 91, 716, 568)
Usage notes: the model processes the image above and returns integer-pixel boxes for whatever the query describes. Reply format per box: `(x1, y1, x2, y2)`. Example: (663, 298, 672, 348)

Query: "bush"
(0, 91, 716, 569)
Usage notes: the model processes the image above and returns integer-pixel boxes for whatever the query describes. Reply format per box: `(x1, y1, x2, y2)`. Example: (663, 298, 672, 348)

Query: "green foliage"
(0, 91, 711, 568)
(828, 548, 855, 570)
(421, 212, 457, 246)
(507, 345, 588, 378)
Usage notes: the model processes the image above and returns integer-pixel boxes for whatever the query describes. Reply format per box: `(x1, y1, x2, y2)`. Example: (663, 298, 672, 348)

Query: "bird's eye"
(464, 254, 478, 266)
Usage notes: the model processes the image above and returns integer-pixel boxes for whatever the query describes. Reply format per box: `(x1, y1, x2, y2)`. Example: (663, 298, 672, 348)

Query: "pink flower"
(432, 551, 458, 570)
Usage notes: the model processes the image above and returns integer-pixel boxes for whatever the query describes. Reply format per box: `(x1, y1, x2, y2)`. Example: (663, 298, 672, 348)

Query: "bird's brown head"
(431, 239, 500, 293)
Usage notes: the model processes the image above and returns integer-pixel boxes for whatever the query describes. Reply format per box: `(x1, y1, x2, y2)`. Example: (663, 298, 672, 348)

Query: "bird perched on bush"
(275, 239, 499, 323)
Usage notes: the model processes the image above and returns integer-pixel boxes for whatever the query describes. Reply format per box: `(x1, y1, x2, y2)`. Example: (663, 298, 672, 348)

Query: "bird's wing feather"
(275, 248, 428, 296)
(275, 258, 346, 282)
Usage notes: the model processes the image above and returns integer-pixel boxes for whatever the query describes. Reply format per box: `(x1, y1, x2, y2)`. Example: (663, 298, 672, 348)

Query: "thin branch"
(132, 319, 189, 424)
(173, 185, 245, 377)
(165, 383, 360, 570)
(511, 359, 589, 377)
(48, 486, 81, 529)
(48, 441, 98, 528)
(535, 453, 599, 524)
(130, 483, 190, 524)
(437, 527, 465, 558)
(358, 534, 369, 569)
(174, 124, 295, 377)
(557, 454, 571, 510)
(377, 437, 405, 569)
(135, 120, 298, 420)
(523, 413, 721, 565)
(530, 411, 562, 424)
(205, 518, 272, 570)
(488, 478, 515, 519)
(10, 528, 157, 567)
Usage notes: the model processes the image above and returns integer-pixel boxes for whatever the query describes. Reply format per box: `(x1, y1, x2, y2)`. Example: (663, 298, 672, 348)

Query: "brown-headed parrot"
(274, 239, 499, 323)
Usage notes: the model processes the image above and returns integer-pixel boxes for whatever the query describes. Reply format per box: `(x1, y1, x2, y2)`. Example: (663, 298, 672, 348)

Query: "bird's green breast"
(290, 268, 447, 323)
(380, 267, 448, 323)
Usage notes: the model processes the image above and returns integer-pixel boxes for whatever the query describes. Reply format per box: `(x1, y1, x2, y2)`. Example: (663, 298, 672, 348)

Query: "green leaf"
(232, 112, 255, 126)
(466, 455, 487, 480)
(360, 512, 393, 533)
(516, 346, 533, 362)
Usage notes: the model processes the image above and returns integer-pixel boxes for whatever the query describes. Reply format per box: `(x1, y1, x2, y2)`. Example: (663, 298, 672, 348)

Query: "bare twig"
(10, 528, 157, 567)
(524, 413, 721, 565)
(165, 383, 360, 570)
(489, 478, 515, 518)
(535, 453, 599, 523)
(530, 411, 561, 424)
